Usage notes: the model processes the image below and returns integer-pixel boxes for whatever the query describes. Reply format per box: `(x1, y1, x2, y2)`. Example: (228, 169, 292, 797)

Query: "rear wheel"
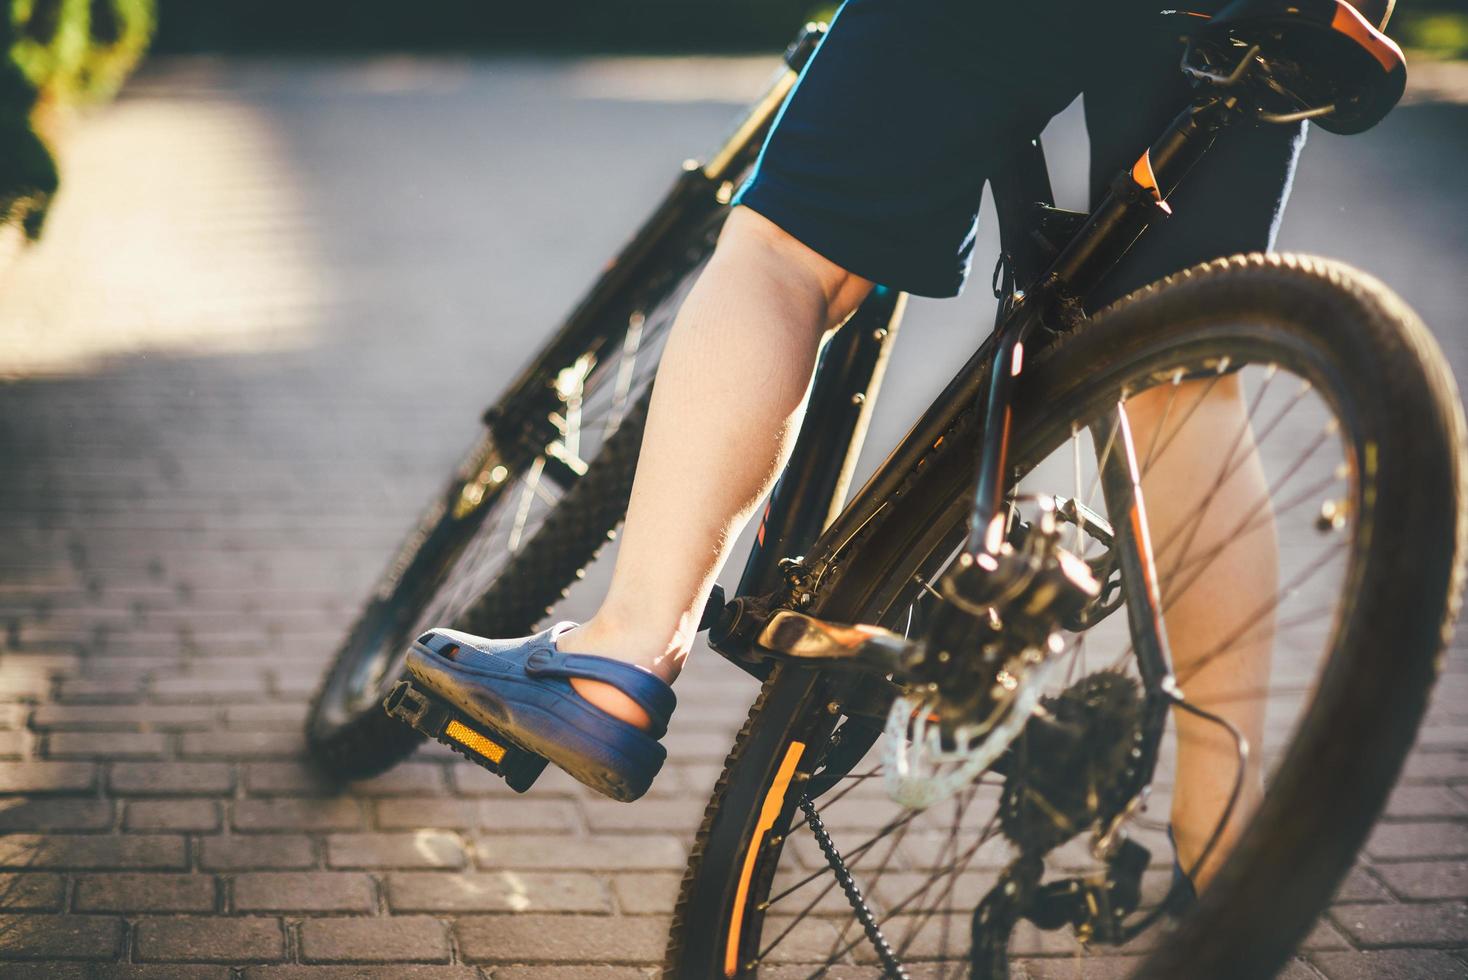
(665, 254, 1465, 979)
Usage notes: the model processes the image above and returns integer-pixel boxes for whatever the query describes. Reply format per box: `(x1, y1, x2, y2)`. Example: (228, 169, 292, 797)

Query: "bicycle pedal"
(383, 680, 548, 793)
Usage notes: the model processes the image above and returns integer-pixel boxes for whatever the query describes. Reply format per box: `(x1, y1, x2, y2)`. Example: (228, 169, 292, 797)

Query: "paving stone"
(610, 873, 681, 915)
(0, 797, 113, 831)
(1400, 752, 1468, 783)
(1302, 918, 1353, 951)
(1311, 949, 1468, 979)
(1331, 867, 1392, 903)
(0, 915, 123, 960)
(472, 834, 684, 871)
(581, 799, 704, 834)
(1277, 960, 1331, 980)
(1367, 822, 1468, 861)
(327, 832, 466, 869)
(91, 968, 234, 979)
(125, 799, 222, 832)
(244, 761, 337, 796)
(47, 731, 168, 759)
(0, 834, 186, 870)
(233, 798, 364, 832)
(0, 966, 90, 980)
(0, 761, 96, 793)
(372, 798, 479, 830)
(109, 762, 234, 796)
(0, 872, 65, 910)
(30, 703, 216, 731)
(385, 870, 611, 913)
(299, 916, 451, 963)
(243, 968, 480, 979)
(198, 835, 316, 871)
(1006, 960, 1145, 980)
(233, 872, 375, 913)
(456, 913, 669, 963)
(344, 762, 449, 797)
(1332, 903, 1468, 947)
(135, 916, 285, 963)
(151, 674, 270, 701)
(376, 797, 577, 833)
(75, 873, 218, 912)
(1384, 785, 1468, 819)
(0, 730, 33, 758)
(492, 969, 653, 980)
(1374, 861, 1468, 900)
(56, 677, 146, 702)
(224, 703, 309, 729)
(181, 730, 303, 759)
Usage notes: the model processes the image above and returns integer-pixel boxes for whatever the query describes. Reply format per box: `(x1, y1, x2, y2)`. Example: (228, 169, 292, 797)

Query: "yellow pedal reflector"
(445, 719, 507, 763)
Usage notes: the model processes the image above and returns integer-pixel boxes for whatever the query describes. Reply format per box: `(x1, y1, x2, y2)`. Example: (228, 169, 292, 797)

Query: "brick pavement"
(0, 56, 1465, 977)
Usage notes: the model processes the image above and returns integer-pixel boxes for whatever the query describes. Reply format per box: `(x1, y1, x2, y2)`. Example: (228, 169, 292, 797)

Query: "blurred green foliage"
(1397, 10, 1468, 59)
(2, 0, 154, 240)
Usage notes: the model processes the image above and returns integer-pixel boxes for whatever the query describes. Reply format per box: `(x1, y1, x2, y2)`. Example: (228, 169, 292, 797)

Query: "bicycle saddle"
(1194, 0, 1406, 135)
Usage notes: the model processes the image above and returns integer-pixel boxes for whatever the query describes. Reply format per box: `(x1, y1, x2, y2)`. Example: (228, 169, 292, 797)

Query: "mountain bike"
(305, 2, 1467, 976)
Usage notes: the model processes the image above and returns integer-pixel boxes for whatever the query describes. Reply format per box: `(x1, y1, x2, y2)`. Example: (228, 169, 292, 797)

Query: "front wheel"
(665, 254, 1466, 979)
(305, 232, 716, 780)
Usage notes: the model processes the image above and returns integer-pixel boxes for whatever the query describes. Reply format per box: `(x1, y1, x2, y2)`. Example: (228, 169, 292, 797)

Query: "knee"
(719, 206, 873, 329)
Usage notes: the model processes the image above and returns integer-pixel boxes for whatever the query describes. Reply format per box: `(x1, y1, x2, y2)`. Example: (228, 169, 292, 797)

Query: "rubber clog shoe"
(400, 622, 674, 802)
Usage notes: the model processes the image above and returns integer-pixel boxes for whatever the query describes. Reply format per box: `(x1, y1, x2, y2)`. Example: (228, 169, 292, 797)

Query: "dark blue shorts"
(734, 0, 1306, 302)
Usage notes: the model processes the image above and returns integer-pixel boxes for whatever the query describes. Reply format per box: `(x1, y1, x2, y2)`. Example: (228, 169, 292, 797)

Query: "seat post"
(989, 137, 1058, 300)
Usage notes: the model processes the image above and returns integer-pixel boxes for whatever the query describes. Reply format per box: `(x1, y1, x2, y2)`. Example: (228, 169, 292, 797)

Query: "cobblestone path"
(0, 56, 1465, 978)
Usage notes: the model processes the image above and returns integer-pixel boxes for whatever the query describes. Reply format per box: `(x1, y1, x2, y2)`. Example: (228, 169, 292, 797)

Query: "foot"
(556, 621, 685, 732)
(404, 623, 677, 801)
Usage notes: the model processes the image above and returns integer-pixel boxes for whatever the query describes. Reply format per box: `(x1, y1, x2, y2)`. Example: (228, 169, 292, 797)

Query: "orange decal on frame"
(1133, 149, 1160, 198)
(1132, 149, 1173, 214)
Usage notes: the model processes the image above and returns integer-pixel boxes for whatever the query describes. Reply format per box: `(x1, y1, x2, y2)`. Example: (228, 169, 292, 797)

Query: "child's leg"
(1127, 377, 1276, 889)
(557, 206, 872, 727)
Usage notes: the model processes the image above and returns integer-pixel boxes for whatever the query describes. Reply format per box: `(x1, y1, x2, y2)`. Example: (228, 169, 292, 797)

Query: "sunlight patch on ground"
(0, 97, 330, 379)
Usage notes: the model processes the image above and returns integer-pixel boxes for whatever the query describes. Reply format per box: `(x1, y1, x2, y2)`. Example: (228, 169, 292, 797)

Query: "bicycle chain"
(799, 798, 910, 979)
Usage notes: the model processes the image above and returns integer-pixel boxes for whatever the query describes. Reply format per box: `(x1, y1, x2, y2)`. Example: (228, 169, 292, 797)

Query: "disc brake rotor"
(882, 636, 1062, 809)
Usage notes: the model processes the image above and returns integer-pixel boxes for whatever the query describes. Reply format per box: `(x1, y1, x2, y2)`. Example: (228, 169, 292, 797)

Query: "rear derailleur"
(971, 838, 1152, 980)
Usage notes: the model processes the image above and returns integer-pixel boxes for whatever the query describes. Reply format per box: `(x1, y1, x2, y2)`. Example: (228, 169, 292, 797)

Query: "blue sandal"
(382, 622, 675, 802)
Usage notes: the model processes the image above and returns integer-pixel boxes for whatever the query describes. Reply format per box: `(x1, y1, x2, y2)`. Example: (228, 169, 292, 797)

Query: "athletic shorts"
(733, 0, 1307, 302)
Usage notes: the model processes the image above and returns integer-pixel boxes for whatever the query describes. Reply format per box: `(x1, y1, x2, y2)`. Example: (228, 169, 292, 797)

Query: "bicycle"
(305, 2, 1467, 976)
